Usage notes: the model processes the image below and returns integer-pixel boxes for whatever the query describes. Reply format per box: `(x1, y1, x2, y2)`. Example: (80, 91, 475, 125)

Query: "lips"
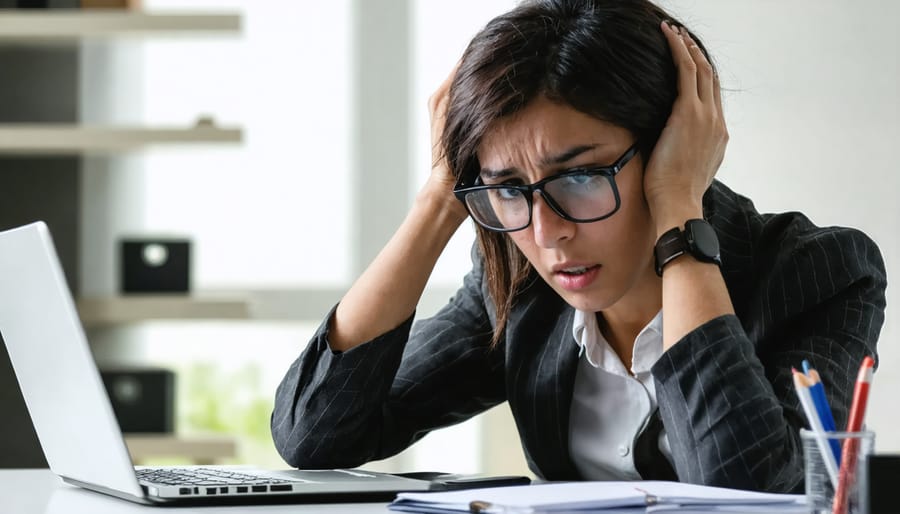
(552, 263, 601, 291)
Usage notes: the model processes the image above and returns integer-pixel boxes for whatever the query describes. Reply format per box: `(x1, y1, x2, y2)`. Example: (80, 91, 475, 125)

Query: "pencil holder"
(801, 429, 874, 514)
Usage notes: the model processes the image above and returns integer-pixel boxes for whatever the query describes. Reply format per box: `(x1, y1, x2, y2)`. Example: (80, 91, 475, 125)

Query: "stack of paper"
(389, 481, 806, 513)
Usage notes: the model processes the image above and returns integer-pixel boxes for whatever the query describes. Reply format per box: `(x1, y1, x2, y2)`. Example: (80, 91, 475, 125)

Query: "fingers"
(428, 61, 460, 117)
(661, 22, 719, 105)
(656, 21, 728, 194)
(429, 62, 461, 172)
(661, 20, 697, 100)
(713, 68, 725, 121)
(686, 38, 714, 103)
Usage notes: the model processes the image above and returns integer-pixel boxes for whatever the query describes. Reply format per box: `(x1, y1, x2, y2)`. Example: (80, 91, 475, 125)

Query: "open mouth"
(558, 265, 600, 276)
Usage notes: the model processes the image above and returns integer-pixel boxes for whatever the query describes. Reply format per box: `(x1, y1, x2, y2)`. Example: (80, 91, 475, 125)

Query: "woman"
(271, 0, 886, 492)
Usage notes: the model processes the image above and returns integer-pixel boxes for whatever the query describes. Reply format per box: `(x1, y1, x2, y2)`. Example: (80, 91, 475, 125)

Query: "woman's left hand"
(643, 21, 729, 234)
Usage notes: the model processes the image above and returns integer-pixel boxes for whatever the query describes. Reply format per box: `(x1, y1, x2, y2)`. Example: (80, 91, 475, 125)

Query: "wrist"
(653, 201, 703, 238)
(654, 219, 722, 277)
(414, 183, 469, 227)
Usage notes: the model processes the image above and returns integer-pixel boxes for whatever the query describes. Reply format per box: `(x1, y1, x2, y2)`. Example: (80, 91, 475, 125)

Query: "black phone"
(396, 471, 531, 490)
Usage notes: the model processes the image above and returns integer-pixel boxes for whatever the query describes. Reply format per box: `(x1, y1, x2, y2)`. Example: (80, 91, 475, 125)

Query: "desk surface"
(2, 469, 809, 514)
(1, 469, 391, 514)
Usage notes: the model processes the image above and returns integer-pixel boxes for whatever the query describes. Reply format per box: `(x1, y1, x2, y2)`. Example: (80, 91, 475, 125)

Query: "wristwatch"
(654, 219, 722, 276)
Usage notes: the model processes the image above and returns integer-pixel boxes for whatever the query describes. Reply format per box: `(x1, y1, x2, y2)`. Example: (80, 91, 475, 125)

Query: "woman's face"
(476, 97, 658, 313)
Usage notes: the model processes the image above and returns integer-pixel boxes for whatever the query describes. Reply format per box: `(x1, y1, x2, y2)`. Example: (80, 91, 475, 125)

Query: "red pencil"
(832, 356, 875, 514)
(845, 356, 875, 432)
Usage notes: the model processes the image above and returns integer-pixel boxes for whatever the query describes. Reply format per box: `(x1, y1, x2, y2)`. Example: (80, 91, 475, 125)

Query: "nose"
(531, 192, 574, 248)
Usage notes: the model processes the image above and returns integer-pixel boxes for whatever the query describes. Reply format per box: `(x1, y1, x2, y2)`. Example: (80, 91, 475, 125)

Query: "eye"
(491, 187, 523, 201)
(548, 171, 608, 197)
(561, 173, 593, 186)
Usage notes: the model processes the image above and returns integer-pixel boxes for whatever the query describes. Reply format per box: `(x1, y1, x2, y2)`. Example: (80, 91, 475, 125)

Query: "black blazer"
(271, 180, 886, 493)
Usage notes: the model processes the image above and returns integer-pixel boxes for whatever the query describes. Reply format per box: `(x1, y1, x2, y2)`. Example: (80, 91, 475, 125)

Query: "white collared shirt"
(568, 309, 674, 480)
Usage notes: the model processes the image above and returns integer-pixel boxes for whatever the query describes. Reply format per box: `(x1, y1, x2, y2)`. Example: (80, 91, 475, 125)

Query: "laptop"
(0, 221, 433, 505)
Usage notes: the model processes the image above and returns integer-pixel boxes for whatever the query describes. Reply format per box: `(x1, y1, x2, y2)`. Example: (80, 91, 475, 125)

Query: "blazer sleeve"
(651, 224, 887, 493)
(270, 246, 505, 469)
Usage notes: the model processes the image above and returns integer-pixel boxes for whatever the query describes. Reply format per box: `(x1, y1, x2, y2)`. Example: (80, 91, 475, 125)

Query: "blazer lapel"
(505, 278, 581, 480)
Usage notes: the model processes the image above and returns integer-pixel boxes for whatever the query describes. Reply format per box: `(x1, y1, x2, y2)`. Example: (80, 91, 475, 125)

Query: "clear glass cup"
(801, 429, 875, 514)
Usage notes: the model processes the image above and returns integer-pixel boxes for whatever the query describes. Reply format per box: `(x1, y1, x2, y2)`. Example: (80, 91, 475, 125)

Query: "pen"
(469, 500, 493, 513)
(468, 500, 532, 514)
(832, 356, 875, 514)
(793, 369, 839, 488)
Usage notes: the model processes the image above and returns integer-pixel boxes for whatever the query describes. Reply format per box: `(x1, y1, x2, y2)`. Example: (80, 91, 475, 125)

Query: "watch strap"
(653, 226, 687, 277)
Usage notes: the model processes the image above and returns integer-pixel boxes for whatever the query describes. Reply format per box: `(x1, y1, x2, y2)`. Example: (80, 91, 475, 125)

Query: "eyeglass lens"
(464, 173, 617, 231)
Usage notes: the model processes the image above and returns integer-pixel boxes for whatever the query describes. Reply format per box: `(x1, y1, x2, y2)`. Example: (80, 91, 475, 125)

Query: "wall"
(60, 0, 900, 474)
(654, 0, 900, 452)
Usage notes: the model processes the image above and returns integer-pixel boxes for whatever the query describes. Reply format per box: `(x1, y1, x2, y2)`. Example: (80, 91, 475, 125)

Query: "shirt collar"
(571, 309, 664, 375)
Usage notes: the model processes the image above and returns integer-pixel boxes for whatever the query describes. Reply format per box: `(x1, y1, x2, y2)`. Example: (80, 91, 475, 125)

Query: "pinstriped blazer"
(271, 180, 886, 493)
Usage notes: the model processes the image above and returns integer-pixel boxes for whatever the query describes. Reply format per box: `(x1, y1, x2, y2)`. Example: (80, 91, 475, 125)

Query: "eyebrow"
(479, 144, 598, 180)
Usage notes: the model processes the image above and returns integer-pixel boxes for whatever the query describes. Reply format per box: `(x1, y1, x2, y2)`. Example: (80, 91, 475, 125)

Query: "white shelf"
(0, 123, 242, 154)
(77, 295, 252, 327)
(0, 10, 241, 41)
(124, 434, 237, 465)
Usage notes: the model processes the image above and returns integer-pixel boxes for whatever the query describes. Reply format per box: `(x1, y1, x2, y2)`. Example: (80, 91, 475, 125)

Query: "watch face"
(685, 219, 720, 260)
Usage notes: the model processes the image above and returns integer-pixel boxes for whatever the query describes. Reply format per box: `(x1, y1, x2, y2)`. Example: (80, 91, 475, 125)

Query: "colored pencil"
(807, 368, 841, 466)
(793, 369, 839, 488)
(832, 356, 875, 514)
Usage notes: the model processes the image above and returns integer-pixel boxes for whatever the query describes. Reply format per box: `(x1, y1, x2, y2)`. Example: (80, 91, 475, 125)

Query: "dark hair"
(442, 0, 715, 346)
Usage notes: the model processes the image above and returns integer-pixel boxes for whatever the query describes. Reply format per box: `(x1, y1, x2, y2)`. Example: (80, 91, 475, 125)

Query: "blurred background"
(0, 0, 897, 478)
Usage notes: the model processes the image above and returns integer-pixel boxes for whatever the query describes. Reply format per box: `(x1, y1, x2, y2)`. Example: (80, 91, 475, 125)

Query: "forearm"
(655, 201, 734, 350)
(331, 189, 466, 351)
(653, 315, 804, 492)
(273, 259, 502, 468)
(272, 306, 415, 468)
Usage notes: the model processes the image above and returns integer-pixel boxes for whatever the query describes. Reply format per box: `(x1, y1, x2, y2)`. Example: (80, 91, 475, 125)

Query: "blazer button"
(618, 445, 630, 457)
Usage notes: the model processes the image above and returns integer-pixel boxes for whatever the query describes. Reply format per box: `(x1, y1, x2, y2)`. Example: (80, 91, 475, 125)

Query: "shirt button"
(618, 445, 630, 457)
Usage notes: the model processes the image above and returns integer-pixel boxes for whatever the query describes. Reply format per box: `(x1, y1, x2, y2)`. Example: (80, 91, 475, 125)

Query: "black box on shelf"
(120, 238, 190, 294)
(100, 367, 175, 433)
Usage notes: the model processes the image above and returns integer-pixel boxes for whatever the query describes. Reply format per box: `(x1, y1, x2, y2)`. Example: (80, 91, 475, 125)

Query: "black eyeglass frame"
(452, 143, 640, 233)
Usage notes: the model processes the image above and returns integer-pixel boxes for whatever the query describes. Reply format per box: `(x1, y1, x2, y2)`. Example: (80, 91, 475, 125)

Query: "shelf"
(124, 433, 237, 465)
(77, 295, 252, 327)
(0, 10, 241, 42)
(0, 123, 242, 154)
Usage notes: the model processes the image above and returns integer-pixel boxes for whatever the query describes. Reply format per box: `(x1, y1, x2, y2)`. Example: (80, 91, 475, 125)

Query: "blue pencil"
(793, 369, 839, 488)
(805, 367, 842, 466)
(801, 359, 812, 375)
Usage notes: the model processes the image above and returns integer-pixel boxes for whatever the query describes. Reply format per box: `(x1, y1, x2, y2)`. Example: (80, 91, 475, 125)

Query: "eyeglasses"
(453, 143, 639, 232)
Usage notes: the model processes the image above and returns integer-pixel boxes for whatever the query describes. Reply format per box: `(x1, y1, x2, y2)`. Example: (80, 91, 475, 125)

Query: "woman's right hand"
(422, 64, 469, 222)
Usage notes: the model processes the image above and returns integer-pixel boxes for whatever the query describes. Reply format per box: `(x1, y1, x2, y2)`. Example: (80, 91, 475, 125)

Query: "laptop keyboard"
(137, 467, 305, 487)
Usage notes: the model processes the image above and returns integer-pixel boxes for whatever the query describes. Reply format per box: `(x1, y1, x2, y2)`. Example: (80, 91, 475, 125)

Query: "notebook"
(390, 481, 807, 513)
(0, 221, 432, 505)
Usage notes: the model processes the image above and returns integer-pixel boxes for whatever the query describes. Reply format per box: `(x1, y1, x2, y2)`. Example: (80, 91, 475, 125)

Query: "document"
(389, 480, 806, 513)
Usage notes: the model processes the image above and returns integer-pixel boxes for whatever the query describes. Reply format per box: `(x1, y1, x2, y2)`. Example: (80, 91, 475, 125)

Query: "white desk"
(1, 469, 811, 514)
(1, 470, 390, 514)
